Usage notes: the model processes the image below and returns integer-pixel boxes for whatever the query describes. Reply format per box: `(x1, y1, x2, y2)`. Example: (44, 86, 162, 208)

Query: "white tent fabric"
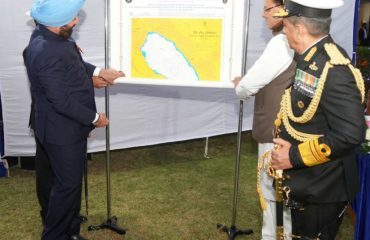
(0, 0, 355, 156)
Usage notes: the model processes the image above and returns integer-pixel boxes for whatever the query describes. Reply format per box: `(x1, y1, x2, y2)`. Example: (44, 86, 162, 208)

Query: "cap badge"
(274, 8, 289, 17)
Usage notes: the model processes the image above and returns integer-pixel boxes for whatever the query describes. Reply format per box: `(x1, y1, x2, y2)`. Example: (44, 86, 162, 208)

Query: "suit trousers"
(35, 137, 53, 224)
(291, 202, 346, 240)
(41, 140, 87, 240)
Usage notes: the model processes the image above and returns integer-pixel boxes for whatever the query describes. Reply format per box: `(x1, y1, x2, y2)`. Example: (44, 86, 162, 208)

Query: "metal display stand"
(84, 157, 89, 217)
(88, 0, 126, 235)
(217, 0, 253, 238)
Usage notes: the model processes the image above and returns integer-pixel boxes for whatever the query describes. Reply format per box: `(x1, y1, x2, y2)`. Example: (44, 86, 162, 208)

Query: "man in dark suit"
(358, 22, 369, 46)
(271, 0, 366, 239)
(24, 32, 122, 227)
(24, 0, 124, 239)
(26, 64, 121, 227)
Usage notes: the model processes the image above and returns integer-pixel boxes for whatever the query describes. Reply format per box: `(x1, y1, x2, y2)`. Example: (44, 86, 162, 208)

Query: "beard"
(60, 25, 74, 39)
(271, 21, 283, 34)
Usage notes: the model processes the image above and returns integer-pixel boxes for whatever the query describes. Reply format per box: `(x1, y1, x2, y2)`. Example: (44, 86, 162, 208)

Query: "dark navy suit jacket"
(24, 24, 96, 145)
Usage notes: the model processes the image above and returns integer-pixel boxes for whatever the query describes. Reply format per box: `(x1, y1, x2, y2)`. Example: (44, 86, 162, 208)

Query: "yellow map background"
(131, 18, 222, 81)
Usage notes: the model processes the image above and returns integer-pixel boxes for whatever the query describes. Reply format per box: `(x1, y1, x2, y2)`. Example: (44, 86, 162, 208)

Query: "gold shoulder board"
(324, 43, 365, 103)
(324, 43, 351, 65)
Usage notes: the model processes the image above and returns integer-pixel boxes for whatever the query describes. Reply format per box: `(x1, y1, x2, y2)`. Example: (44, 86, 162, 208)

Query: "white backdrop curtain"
(0, 0, 355, 156)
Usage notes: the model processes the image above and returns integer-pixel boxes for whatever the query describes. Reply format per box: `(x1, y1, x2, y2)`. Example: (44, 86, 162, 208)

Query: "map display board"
(110, 0, 244, 88)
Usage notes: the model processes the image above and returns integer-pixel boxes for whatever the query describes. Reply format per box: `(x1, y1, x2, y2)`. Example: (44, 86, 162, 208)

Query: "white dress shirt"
(235, 33, 294, 99)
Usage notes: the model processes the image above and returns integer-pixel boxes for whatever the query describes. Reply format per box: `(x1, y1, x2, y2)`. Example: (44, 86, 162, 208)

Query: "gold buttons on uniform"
(274, 118, 282, 127)
(297, 101, 305, 109)
(274, 113, 282, 127)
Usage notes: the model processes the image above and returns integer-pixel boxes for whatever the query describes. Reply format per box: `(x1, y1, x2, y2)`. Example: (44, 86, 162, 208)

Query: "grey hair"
(287, 16, 332, 37)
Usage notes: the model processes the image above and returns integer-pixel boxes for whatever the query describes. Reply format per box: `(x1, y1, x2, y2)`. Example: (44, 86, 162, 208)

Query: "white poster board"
(110, 0, 244, 88)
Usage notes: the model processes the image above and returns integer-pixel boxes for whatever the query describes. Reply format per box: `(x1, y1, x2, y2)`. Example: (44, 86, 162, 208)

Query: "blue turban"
(30, 0, 85, 27)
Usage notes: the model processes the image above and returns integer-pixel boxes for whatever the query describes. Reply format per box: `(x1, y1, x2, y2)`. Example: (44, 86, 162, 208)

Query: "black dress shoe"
(70, 234, 88, 240)
(79, 214, 88, 223)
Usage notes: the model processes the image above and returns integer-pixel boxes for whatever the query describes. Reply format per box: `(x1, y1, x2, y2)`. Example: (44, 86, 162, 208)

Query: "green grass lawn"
(0, 133, 354, 240)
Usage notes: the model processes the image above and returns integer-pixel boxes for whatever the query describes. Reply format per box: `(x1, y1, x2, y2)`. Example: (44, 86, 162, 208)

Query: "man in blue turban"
(24, 1, 124, 239)
(31, 0, 85, 28)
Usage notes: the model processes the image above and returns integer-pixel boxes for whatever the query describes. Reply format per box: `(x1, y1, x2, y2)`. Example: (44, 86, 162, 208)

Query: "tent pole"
(352, 0, 361, 64)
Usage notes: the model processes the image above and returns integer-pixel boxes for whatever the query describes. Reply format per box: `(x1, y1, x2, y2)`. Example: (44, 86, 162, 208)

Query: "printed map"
(131, 18, 223, 82)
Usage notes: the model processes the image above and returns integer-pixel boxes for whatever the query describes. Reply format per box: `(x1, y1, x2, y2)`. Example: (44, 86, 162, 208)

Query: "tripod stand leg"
(217, 224, 253, 240)
(84, 156, 89, 217)
(88, 216, 126, 235)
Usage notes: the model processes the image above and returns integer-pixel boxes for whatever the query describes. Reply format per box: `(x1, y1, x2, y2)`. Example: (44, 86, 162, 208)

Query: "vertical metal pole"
(84, 157, 89, 216)
(352, 0, 360, 63)
(241, 0, 252, 75)
(204, 137, 209, 158)
(230, 0, 251, 226)
(231, 100, 244, 226)
(104, 0, 112, 220)
(216, 0, 253, 236)
(17, 156, 21, 169)
(88, 1, 125, 234)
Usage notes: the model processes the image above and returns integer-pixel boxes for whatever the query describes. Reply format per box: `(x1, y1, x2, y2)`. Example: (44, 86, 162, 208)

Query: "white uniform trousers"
(259, 143, 292, 240)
